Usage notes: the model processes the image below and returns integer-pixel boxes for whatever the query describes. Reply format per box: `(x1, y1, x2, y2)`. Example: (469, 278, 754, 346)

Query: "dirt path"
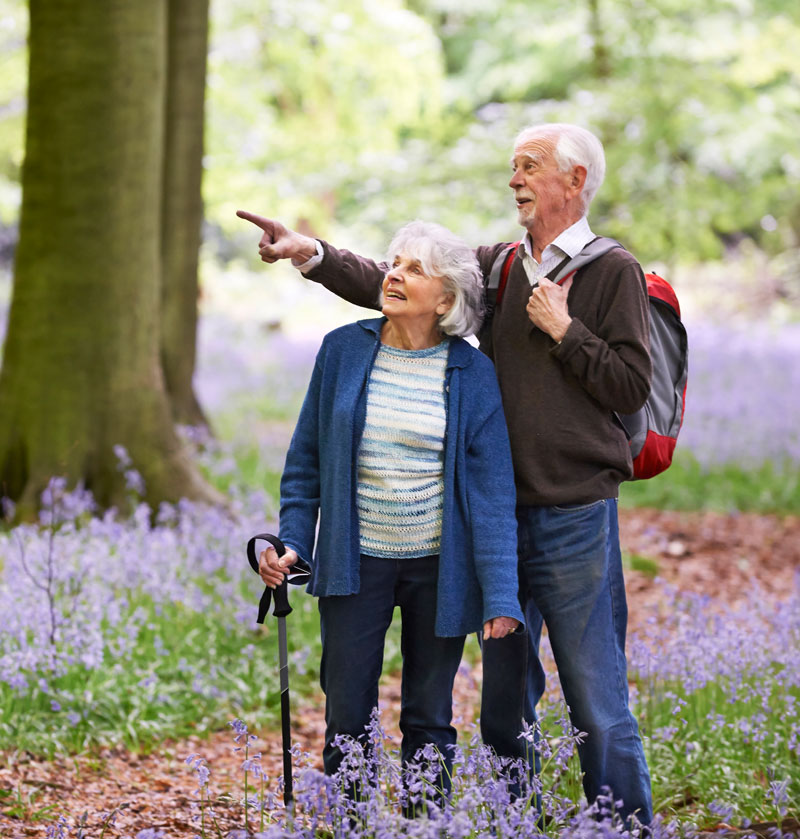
(1, 509, 798, 838)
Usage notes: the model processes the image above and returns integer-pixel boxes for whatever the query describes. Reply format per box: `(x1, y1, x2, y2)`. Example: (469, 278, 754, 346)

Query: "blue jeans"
(481, 499, 653, 825)
(318, 555, 465, 787)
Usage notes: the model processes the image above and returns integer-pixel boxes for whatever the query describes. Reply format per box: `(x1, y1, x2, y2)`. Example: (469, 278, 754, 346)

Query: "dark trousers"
(318, 555, 465, 789)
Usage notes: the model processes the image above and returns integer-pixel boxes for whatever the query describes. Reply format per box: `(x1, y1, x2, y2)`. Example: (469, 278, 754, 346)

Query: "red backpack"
(486, 238, 688, 480)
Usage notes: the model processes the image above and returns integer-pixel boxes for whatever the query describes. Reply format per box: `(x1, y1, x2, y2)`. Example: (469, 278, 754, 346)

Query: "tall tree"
(587, 0, 611, 79)
(0, 0, 219, 514)
(161, 0, 209, 428)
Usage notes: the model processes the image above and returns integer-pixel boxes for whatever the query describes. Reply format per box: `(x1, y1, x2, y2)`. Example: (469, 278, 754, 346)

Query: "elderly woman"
(254, 220, 522, 790)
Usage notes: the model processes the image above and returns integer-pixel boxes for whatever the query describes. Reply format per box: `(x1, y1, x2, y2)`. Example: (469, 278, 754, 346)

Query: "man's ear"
(569, 165, 588, 195)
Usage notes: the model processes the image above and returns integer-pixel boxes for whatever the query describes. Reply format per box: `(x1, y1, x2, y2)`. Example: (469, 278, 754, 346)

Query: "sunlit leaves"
(205, 0, 444, 237)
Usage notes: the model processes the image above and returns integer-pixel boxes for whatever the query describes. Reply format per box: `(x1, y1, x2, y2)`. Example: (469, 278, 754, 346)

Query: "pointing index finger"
(236, 209, 272, 232)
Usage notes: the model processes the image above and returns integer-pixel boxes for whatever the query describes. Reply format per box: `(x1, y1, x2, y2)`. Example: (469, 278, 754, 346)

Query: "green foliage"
(205, 0, 445, 242)
(0, 783, 56, 821)
(0, 591, 301, 756)
(410, 0, 593, 101)
(3, 0, 800, 284)
(619, 452, 800, 514)
(0, 0, 25, 225)
(637, 657, 800, 824)
(645, 683, 800, 822)
(0, 586, 406, 758)
(624, 551, 660, 577)
(393, 0, 800, 269)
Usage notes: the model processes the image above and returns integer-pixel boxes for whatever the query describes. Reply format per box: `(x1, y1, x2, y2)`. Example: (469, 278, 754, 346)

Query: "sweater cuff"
(551, 316, 589, 363)
(483, 598, 525, 628)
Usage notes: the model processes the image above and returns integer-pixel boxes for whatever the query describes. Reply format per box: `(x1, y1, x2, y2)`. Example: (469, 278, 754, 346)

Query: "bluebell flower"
(45, 815, 70, 839)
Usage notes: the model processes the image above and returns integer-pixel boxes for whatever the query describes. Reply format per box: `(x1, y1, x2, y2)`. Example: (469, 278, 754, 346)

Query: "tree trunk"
(161, 0, 210, 428)
(0, 0, 221, 515)
(587, 0, 611, 79)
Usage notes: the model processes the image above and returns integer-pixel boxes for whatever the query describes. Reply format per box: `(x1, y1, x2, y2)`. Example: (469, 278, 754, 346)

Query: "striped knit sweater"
(356, 341, 448, 558)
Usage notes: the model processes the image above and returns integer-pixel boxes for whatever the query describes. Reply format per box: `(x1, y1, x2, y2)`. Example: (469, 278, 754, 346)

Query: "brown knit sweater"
(305, 238, 651, 506)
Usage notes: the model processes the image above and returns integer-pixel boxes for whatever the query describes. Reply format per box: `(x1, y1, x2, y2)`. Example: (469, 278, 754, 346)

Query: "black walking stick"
(246, 533, 311, 809)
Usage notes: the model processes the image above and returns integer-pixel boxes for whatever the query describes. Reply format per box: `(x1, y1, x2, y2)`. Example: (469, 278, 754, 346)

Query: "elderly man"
(237, 122, 654, 825)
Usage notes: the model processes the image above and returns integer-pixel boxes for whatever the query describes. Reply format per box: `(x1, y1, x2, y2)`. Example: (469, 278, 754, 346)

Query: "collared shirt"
(520, 216, 595, 287)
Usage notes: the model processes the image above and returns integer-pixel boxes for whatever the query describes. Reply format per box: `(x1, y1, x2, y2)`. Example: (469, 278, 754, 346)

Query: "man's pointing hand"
(236, 210, 318, 265)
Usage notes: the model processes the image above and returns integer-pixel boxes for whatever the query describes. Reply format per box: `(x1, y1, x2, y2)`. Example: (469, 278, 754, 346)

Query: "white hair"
(385, 220, 484, 337)
(513, 123, 606, 214)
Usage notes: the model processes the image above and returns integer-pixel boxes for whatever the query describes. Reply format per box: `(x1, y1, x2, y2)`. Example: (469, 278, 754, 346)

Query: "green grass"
(6, 414, 799, 830)
(638, 675, 800, 824)
(0, 592, 317, 757)
(0, 588, 408, 759)
(208, 390, 800, 518)
(203, 439, 284, 498)
(623, 552, 661, 577)
(620, 452, 800, 514)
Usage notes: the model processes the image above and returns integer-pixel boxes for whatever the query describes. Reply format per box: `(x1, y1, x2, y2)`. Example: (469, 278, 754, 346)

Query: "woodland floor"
(1, 508, 799, 838)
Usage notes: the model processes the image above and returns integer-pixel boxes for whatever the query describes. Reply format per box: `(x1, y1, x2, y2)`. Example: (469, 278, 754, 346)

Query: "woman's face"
(381, 251, 453, 327)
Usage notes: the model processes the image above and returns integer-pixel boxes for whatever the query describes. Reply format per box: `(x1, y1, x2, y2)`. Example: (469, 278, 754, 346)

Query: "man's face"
(508, 138, 574, 232)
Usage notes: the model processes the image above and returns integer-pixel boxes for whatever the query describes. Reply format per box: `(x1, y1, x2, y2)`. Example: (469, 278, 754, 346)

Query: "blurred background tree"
(0, 0, 798, 511)
(0, 0, 219, 513)
(2, 0, 797, 279)
(162, 0, 211, 428)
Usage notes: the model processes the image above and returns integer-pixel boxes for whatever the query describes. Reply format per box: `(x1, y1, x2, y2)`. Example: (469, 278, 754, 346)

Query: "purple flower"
(45, 815, 69, 839)
(769, 779, 789, 818)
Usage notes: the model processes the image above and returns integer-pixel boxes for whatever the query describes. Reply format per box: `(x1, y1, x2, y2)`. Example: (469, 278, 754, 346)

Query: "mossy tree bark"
(0, 0, 220, 515)
(161, 0, 210, 428)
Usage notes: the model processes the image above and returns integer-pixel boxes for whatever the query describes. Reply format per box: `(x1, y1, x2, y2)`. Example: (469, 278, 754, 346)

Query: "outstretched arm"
(236, 209, 385, 311)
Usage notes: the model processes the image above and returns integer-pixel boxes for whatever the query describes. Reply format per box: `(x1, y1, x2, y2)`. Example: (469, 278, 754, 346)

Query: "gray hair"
(513, 123, 606, 214)
(385, 220, 484, 337)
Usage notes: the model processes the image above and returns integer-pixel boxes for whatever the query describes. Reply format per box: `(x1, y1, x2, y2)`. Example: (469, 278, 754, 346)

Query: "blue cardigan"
(279, 318, 523, 637)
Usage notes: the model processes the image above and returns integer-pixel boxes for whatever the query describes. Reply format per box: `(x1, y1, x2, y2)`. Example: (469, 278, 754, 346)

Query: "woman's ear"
(436, 293, 455, 316)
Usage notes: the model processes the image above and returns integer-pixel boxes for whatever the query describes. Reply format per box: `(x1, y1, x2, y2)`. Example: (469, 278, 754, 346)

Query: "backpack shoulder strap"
(484, 235, 623, 323)
(484, 242, 520, 319)
(547, 236, 623, 285)
(485, 242, 520, 298)
(497, 241, 520, 306)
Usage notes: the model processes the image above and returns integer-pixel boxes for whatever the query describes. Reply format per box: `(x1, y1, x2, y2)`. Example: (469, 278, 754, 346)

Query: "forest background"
(0, 0, 800, 510)
(0, 0, 799, 836)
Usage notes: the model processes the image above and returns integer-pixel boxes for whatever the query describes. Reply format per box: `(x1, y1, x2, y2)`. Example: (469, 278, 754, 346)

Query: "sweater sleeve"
(278, 350, 324, 567)
(463, 369, 524, 627)
(552, 259, 652, 414)
(303, 240, 386, 311)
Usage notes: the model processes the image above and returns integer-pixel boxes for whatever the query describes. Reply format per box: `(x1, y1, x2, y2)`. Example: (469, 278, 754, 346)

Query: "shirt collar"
(521, 216, 595, 261)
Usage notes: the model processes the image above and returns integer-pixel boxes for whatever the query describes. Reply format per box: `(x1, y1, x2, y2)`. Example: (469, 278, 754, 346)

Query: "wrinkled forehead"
(388, 244, 436, 276)
(510, 136, 556, 167)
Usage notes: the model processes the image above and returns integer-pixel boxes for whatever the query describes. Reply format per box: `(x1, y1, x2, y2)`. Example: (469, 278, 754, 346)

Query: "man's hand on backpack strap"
(527, 275, 574, 342)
